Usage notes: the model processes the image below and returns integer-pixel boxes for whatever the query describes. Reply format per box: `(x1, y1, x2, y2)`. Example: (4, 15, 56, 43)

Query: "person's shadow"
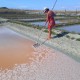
(53, 31, 69, 38)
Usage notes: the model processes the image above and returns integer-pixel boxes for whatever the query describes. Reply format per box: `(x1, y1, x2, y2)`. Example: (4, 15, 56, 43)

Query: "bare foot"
(47, 37, 52, 40)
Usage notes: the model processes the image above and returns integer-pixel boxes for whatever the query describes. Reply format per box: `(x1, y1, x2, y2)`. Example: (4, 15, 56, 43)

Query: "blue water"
(31, 22, 47, 26)
(30, 21, 80, 33)
(60, 25, 80, 33)
(31, 21, 63, 26)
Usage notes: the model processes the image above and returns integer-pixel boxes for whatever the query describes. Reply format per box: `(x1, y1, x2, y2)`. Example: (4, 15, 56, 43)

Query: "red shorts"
(48, 20, 55, 29)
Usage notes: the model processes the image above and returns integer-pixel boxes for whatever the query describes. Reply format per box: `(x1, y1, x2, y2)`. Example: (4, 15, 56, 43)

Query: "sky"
(0, 0, 80, 10)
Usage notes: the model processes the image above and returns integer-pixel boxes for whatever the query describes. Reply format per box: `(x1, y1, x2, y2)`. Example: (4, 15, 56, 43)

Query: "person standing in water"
(44, 8, 56, 40)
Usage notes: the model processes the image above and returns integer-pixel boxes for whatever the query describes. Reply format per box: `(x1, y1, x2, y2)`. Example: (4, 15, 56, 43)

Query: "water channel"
(31, 21, 80, 33)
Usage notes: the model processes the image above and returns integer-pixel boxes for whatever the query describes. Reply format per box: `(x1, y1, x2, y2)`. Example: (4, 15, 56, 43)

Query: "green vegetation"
(66, 35, 71, 38)
(0, 8, 45, 19)
(52, 31, 57, 34)
(43, 29, 56, 35)
(76, 38, 80, 41)
(10, 20, 35, 27)
(71, 37, 75, 40)
(9, 20, 43, 30)
(56, 21, 80, 27)
(78, 33, 80, 35)
(44, 29, 48, 33)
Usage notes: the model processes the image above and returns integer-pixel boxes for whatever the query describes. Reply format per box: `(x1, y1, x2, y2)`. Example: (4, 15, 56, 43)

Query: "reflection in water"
(0, 27, 35, 69)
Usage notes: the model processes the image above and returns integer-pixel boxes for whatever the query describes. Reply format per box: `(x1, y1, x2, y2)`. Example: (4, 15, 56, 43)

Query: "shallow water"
(31, 21, 80, 33)
(0, 27, 35, 69)
(31, 21, 63, 27)
(60, 25, 80, 33)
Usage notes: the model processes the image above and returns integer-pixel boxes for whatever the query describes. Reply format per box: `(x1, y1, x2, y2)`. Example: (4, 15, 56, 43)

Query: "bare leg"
(47, 28, 52, 40)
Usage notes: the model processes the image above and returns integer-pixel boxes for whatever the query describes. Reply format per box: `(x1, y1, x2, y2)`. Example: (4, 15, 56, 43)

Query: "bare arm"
(45, 13, 49, 25)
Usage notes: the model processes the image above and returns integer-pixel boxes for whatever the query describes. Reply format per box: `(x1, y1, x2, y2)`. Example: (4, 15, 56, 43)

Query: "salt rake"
(33, 43, 40, 48)
(33, 0, 58, 48)
(33, 39, 48, 48)
(33, 24, 47, 48)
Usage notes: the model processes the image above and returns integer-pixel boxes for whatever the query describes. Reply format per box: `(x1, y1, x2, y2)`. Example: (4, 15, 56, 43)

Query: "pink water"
(0, 27, 35, 69)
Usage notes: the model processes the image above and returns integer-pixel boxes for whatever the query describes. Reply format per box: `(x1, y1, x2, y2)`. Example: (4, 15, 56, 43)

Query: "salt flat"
(0, 22, 80, 80)
(0, 45, 80, 80)
(4, 22, 80, 61)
